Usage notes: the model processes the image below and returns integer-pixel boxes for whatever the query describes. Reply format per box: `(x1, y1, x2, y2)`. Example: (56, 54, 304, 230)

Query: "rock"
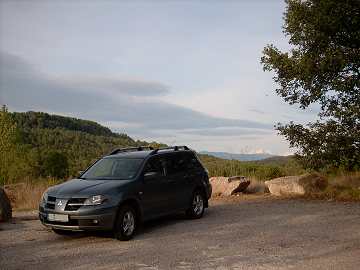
(210, 176, 250, 196)
(265, 173, 328, 196)
(0, 187, 12, 222)
(244, 179, 269, 194)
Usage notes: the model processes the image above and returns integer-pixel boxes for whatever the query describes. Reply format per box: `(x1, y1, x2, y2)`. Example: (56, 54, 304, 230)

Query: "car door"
(183, 152, 205, 196)
(140, 156, 171, 219)
(165, 153, 195, 210)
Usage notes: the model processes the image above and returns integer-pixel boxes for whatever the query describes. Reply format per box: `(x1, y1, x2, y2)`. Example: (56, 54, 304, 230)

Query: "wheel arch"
(193, 186, 208, 208)
(114, 197, 143, 228)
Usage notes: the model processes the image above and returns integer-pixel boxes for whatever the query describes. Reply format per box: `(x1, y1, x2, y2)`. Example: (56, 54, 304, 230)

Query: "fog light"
(93, 219, 98, 224)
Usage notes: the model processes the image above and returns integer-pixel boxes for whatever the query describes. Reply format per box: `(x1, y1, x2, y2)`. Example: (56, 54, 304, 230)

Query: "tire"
(52, 229, 74, 235)
(186, 190, 205, 219)
(114, 205, 137, 241)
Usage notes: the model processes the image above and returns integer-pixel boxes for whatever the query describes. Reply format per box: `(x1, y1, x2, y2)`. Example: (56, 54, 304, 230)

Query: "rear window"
(81, 158, 143, 180)
(165, 154, 186, 175)
(144, 156, 166, 176)
(165, 152, 203, 174)
(185, 153, 203, 170)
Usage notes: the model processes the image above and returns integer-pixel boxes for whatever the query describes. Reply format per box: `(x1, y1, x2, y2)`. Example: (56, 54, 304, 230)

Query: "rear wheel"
(186, 190, 205, 219)
(114, 205, 137, 241)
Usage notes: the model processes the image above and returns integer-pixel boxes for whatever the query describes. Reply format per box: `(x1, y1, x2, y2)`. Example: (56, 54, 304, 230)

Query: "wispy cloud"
(0, 52, 271, 133)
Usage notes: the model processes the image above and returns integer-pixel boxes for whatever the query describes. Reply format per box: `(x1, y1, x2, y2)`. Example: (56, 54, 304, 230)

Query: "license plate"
(47, 213, 69, 222)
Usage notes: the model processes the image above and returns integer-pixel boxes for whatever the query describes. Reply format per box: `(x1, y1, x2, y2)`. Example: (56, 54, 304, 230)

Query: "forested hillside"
(11, 111, 123, 137)
(0, 110, 164, 184)
(0, 109, 304, 185)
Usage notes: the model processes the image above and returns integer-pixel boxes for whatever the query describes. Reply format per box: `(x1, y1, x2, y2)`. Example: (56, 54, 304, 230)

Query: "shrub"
(42, 151, 69, 178)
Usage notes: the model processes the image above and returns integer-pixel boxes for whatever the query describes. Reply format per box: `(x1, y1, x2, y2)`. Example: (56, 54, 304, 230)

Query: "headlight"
(84, 195, 106, 206)
(41, 191, 48, 204)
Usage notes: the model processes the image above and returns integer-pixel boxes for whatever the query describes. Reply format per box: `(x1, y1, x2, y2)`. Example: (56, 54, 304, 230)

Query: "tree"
(261, 0, 360, 170)
(0, 106, 31, 184)
(0, 106, 17, 184)
(43, 151, 69, 179)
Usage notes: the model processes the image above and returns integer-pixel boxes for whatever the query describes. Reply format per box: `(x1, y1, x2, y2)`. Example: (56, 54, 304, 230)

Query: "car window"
(165, 153, 187, 175)
(81, 158, 143, 180)
(185, 153, 203, 170)
(144, 156, 165, 176)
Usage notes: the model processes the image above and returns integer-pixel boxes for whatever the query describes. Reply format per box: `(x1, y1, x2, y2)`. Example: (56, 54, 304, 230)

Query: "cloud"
(59, 76, 170, 97)
(177, 127, 272, 137)
(0, 51, 272, 133)
(249, 108, 266, 115)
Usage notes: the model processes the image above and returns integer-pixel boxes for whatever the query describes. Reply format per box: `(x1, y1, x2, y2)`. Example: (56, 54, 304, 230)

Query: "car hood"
(47, 178, 132, 197)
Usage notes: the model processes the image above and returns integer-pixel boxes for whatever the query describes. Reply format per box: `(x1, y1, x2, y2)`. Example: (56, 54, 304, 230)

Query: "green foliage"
(2, 109, 305, 183)
(277, 120, 360, 170)
(3, 110, 159, 182)
(43, 151, 69, 179)
(19, 127, 139, 176)
(0, 106, 32, 185)
(0, 106, 16, 184)
(199, 154, 305, 180)
(11, 111, 131, 138)
(261, 0, 360, 170)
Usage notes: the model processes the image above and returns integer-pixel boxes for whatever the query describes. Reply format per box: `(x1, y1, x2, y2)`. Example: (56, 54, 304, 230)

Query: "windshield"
(81, 158, 144, 180)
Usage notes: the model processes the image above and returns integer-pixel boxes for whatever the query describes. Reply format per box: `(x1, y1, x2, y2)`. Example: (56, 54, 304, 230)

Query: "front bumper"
(39, 206, 117, 231)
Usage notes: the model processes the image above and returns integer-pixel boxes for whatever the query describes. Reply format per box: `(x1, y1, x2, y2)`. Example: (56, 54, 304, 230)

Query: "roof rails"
(109, 146, 154, 155)
(150, 145, 189, 155)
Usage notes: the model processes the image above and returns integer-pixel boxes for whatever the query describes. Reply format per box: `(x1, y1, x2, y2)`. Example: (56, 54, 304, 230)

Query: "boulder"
(0, 187, 12, 222)
(210, 176, 250, 196)
(244, 179, 269, 194)
(265, 173, 328, 196)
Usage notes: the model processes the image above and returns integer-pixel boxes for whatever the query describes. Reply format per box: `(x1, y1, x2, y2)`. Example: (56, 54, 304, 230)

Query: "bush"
(299, 173, 328, 193)
(305, 172, 360, 201)
(4, 179, 60, 210)
(43, 151, 69, 179)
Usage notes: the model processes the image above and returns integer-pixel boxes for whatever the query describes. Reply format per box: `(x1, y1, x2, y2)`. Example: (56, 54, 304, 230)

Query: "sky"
(0, 0, 319, 155)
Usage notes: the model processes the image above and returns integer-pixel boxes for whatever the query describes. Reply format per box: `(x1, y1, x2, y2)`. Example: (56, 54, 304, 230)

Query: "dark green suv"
(39, 146, 212, 240)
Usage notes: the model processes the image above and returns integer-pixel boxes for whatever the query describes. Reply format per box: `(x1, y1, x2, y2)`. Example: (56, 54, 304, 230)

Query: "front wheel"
(186, 190, 205, 219)
(114, 205, 137, 241)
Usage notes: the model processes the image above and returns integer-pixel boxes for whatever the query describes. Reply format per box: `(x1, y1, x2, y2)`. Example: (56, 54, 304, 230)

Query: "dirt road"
(1, 196, 360, 270)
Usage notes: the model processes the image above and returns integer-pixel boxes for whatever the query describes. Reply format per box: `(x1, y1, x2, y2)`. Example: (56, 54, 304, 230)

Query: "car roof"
(104, 150, 153, 159)
(104, 149, 192, 159)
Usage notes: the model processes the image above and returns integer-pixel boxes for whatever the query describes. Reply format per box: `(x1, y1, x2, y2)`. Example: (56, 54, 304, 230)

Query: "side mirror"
(78, 170, 84, 176)
(144, 171, 159, 181)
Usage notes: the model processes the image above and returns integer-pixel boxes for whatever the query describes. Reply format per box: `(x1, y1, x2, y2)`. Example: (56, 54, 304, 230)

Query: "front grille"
(45, 196, 56, 209)
(46, 202, 55, 209)
(48, 196, 56, 202)
(65, 198, 87, 211)
(45, 196, 86, 211)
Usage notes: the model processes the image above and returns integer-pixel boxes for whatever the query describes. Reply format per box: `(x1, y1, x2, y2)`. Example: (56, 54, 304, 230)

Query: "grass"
(3, 172, 359, 211)
(199, 154, 305, 180)
(4, 178, 60, 210)
(305, 172, 360, 201)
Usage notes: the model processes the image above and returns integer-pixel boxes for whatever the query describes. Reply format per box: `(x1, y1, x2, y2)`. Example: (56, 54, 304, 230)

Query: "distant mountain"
(252, 155, 296, 165)
(199, 151, 276, 161)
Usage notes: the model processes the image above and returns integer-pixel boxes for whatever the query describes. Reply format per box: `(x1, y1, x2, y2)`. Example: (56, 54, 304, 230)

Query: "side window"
(144, 157, 165, 176)
(185, 153, 203, 171)
(165, 153, 188, 175)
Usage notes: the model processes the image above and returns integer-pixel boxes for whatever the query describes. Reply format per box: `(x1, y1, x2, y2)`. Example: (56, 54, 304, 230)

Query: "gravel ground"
(1, 196, 360, 270)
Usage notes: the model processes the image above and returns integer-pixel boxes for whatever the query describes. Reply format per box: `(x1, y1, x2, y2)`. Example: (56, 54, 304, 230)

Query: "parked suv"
(39, 146, 212, 240)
